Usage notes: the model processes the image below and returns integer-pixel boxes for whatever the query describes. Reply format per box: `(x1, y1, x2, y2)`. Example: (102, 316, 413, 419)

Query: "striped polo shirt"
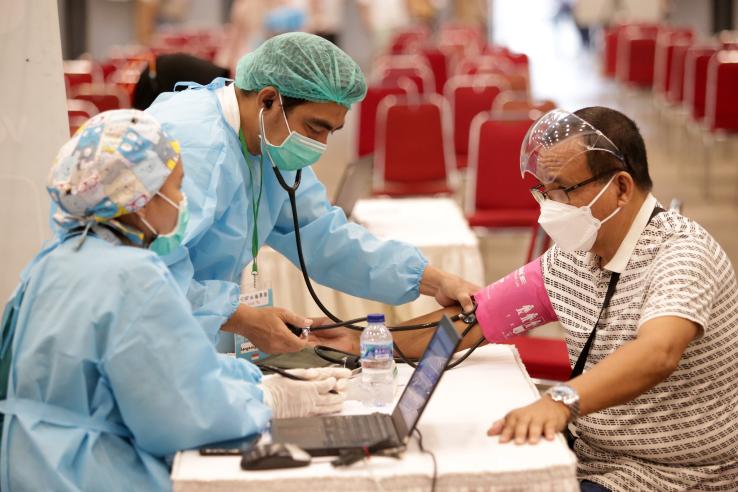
(542, 194, 738, 491)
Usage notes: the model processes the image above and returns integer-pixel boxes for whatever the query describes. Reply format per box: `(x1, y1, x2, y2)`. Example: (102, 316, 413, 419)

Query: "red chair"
(666, 43, 691, 104)
(602, 24, 626, 78)
(355, 86, 409, 158)
(372, 55, 435, 94)
(63, 59, 103, 94)
(67, 99, 99, 136)
(70, 84, 130, 112)
(373, 95, 454, 196)
(500, 336, 571, 382)
(684, 46, 719, 122)
(465, 113, 538, 228)
(492, 92, 556, 118)
(444, 75, 509, 169)
(388, 27, 430, 54)
(653, 29, 693, 101)
(616, 26, 659, 88)
(421, 48, 449, 94)
(705, 51, 738, 133)
(703, 50, 738, 196)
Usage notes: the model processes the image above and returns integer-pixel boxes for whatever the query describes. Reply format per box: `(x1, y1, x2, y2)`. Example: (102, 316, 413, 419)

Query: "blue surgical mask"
(140, 192, 189, 256)
(259, 94, 327, 171)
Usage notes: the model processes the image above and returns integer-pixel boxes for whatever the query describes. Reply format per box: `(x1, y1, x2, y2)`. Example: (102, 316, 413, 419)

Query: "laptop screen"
(391, 316, 461, 440)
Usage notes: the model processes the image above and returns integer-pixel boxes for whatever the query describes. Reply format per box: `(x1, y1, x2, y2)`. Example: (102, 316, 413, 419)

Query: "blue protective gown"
(0, 235, 270, 491)
(145, 79, 428, 348)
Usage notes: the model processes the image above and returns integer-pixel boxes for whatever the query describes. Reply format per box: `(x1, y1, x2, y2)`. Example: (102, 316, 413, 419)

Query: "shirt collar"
(216, 82, 240, 133)
(603, 193, 658, 273)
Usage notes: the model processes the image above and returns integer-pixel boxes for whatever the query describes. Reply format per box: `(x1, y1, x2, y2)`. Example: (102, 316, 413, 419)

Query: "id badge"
(235, 280, 273, 362)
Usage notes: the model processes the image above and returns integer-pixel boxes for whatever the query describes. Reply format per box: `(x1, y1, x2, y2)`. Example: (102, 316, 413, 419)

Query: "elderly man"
(144, 32, 478, 355)
(365, 106, 737, 491)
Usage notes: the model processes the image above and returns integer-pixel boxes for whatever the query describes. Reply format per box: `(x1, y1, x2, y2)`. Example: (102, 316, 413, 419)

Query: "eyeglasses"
(530, 169, 619, 204)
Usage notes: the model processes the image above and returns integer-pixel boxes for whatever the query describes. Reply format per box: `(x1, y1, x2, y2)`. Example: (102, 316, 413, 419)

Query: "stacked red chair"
(373, 95, 454, 196)
(465, 113, 538, 228)
(355, 86, 409, 158)
(444, 74, 509, 169)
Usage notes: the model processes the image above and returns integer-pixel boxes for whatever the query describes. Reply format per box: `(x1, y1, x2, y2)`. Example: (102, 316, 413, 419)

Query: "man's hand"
(487, 396, 571, 445)
(224, 304, 312, 354)
(421, 266, 481, 312)
(308, 325, 360, 353)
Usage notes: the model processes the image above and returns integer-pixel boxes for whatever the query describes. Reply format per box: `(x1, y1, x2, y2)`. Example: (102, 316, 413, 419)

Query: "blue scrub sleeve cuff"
(408, 254, 430, 303)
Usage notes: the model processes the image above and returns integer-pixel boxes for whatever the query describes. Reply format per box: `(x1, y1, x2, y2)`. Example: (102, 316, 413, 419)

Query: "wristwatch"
(545, 384, 580, 420)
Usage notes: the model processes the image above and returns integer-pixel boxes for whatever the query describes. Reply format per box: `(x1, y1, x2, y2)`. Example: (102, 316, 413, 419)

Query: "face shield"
(520, 109, 625, 185)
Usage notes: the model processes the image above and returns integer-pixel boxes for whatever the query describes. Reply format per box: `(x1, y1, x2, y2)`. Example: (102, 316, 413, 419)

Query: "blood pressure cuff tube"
(473, 257, 557, 342)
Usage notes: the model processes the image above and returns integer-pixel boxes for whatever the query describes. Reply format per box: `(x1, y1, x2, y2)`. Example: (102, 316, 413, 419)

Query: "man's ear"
(616, 171, 635, 207)
(257, 86, 278, 111)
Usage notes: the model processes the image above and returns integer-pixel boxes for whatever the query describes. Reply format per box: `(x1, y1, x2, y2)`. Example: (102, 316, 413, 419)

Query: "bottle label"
(361, 342, 393, 360)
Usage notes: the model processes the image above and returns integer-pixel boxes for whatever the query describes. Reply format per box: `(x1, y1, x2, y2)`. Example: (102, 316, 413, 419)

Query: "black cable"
(272, 166, 484, 370)
(414, 428, 437, 492)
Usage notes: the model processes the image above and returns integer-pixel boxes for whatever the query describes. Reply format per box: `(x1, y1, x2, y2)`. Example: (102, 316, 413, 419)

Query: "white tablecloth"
(171, 345, 578, 492)
(243, 198, 485, 323)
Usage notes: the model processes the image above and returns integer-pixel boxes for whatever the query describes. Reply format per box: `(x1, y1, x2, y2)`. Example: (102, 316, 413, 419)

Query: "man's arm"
(488, 316, 699, 444)
(309, 306, 487, 357)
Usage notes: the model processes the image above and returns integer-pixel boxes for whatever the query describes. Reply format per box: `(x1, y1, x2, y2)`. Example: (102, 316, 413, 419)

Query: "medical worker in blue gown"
(0, 110, 350, 491)
(146, 32, 480, 354)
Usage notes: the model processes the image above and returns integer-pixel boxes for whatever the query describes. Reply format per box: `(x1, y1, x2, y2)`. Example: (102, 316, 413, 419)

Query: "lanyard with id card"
(234, 129, 272, 362)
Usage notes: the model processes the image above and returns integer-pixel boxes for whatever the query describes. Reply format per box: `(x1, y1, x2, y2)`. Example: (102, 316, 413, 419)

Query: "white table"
(171, 345, 578, 491)
(243, 198, 485, 323)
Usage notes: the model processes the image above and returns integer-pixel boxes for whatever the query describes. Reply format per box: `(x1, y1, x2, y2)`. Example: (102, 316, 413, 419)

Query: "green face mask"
(140, 192, 189, 256)
(259, 94, 327, 171)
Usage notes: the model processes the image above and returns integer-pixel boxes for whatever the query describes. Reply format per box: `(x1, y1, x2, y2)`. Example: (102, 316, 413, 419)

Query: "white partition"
(0, 0, 67, 300)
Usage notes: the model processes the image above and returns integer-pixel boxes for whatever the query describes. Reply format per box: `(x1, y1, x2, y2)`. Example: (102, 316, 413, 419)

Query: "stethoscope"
(259, 107, 484, 369)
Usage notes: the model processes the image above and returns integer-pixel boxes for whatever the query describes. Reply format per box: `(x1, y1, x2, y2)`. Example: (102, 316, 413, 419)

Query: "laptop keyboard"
(323, 413, 395, 448)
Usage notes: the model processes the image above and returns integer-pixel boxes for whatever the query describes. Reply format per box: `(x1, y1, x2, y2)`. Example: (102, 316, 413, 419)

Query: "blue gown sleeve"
(266, 168, 429, 305)
(102, 267, 270, 457)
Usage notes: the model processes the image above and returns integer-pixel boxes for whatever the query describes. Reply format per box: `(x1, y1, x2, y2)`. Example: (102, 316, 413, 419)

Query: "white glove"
(262, 367, 352, 419)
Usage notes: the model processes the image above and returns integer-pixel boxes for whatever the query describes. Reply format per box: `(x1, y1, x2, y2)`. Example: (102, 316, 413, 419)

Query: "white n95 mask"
(538, 175, 621, 253)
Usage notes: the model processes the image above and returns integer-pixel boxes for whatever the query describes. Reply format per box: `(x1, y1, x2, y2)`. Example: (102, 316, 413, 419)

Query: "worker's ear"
(257, 86, 278, 111)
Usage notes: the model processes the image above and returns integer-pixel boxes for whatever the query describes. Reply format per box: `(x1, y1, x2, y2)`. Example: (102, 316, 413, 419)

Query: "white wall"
(0, 0, 68, 300)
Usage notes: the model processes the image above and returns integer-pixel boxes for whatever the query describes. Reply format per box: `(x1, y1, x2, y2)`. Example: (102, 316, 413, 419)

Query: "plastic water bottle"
(360, 314, 395, 407)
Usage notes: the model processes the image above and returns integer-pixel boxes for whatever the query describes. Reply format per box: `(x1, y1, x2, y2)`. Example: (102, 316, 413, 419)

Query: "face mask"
(538, 175, 621, 253)
(260, 94, 327, 171)
(140, 192, 189, 256)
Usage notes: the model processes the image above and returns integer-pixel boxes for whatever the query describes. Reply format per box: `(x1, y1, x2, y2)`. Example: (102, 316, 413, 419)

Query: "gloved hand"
(262, 367, 352, 419)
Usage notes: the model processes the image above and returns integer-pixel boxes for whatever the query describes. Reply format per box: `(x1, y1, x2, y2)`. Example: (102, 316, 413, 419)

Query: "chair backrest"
(465, 114, 538, 215)
(63, 59, 104, 96)
(421, 48, 449, 94)
(374, 94, 454, 188)
(492, 92, 556, 118)
(684, 45, 718, 121)
(603, 25, 624, 78)
(653, 29, 693, 97)
(705, 50, 738, 132)
(389, 27, 430, 54)
(372, 55, 435, 94)
(666, 43, 691, 104)
(616, 26, 659, 87)
(356, 86, 409, 158)
(70, 83, 130, 112)
(444, 75, 509, 166)
(66, 99, 99, 120)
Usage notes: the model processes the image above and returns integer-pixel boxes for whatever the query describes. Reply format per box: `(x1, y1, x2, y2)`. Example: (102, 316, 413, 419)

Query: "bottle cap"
(367, 313, 385, 324)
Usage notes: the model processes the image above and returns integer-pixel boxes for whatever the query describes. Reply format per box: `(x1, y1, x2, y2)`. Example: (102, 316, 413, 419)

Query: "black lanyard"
(569, 206, 665, 379)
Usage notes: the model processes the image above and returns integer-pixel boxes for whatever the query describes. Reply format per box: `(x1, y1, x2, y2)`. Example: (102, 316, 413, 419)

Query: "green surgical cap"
(235, 32, 367, 108)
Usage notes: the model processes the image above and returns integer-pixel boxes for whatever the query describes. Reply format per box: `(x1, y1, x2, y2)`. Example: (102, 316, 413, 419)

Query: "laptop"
(270, 315, 461, 456)
(332, 155, 373, 218)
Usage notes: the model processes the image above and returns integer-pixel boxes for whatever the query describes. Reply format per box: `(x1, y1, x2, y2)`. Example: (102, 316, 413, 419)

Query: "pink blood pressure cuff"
(473, 257, 557, 342)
